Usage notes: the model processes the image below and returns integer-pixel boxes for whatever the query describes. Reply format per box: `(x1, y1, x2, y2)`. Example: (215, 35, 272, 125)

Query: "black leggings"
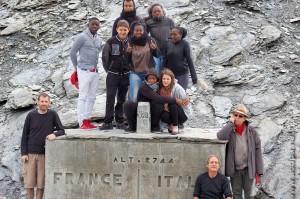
(160, 103, 187, 126)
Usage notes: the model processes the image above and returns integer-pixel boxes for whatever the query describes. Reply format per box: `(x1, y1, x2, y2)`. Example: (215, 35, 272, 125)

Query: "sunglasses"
(234, 114, 244, 118)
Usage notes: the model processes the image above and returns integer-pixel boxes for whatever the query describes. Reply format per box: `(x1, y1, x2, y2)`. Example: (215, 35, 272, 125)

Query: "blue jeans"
(129, 72, 147, 102)
(154, 56, 163, 74)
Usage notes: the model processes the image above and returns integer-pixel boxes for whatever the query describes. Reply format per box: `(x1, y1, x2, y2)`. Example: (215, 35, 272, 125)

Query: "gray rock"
(91, 94, 106, 120)
(9, 68, 51, 86)
(58, 109, 78, 128)
(195, 101, 213, 115)
(209, 40, 243, 65)
(51, 68, 66, 97)
(243, 88, 286, 115)
(0, 19, 26, 35)
(195, 78, 215, 94)
(237, 32, 256, 50)
(6, 88, 35, 109)
(200, 26, 244, 66)
(67, 9, 88, 21)
(259, 25, 281, 45)
(210, 96, 232, 118)
(257, 117, 283, 145)
(212, 68, 244, 84)
(275, 75, 293, 85)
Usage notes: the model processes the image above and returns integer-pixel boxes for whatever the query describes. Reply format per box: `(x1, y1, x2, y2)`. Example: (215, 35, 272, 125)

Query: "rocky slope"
(0, 0, 299, 198)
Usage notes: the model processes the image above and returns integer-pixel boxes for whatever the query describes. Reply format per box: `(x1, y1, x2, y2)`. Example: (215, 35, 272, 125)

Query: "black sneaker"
(99, 123, 113, 130)
(151, 127, 162, 133)
(116, 122, 126, 130)
(124, 126, 136, 133)
(178, 123, 184, 129)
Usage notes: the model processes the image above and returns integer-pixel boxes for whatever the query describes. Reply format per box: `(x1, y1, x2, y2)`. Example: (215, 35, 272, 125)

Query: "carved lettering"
(113, 174, 122, 186)
(54, 172, 62, 184)
(101, 174, 110, 185)
(53, 172, 123, 186)
(176, 176, 184, 187)
(137, 111, 149, 118)
(129, 157, 133, 163)
(158, 175, 161, 187)
(158, 175, 195, 188)
(165, 176, 173, 187)
(113, 156, 175, 164)
(89, 173, 98, 185)
(66, 173, 74, 184)
(78, 173, 85, 184)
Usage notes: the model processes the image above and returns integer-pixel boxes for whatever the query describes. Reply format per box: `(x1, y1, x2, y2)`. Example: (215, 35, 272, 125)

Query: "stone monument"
(136, 102, 151, 133)
(44, 129, 227, 199)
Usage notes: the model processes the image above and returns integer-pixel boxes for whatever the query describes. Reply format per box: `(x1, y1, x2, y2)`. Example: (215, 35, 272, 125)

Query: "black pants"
(160, 103, 187, 126)
(103, 73, 129, 124)
(124, 101, 163, 130)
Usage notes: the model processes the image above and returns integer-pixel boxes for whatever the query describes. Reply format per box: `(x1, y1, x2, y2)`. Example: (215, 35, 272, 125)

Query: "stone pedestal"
(136, 102, 151, 133)
(45, 128, 227, 199)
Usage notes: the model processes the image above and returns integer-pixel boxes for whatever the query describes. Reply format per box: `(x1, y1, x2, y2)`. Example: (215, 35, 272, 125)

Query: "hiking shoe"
(99, 123, 113, 130)
(116, 122, 126, 130)
(124, 126, 136, 133)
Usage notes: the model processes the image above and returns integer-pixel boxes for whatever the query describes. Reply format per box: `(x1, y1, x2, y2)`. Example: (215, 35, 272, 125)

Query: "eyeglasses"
(234, 114, 244, 118)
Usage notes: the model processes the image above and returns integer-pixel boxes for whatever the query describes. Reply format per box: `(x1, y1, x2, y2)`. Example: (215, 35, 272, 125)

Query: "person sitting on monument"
(158, 68, 190, 135)
(123, 68, 185, 133)
(193, 155, 233, 199)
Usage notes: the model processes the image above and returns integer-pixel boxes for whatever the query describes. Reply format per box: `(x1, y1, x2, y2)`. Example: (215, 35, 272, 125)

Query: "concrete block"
(136, 102, 151, 133)
(44, 129, 227, 199)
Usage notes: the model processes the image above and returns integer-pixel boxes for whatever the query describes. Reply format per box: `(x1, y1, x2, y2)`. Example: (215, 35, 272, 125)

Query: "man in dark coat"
(112, 0, 143, 36)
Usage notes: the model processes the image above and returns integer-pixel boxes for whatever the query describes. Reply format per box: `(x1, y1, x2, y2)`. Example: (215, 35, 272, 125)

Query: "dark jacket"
(137, 82, 176, 104)
(128, 37, 161, 72)
(112, 0, 142, 36)
(216, 121, 264, 179)
(145, 16, 175, 54)
(162, 39, 197, 84)
(102, 35, 131, 73)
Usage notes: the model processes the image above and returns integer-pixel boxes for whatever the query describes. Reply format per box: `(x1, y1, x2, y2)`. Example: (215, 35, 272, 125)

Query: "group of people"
(20, 0, 263, 198)
(69, 0, 197, 134)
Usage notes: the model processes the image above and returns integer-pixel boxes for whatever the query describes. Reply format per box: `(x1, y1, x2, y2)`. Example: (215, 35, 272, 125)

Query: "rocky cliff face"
(0, 0, 299, 198)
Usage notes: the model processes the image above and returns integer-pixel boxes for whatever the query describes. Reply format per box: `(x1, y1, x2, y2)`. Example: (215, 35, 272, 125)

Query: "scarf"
(130, 33, 148, 46)
(152, 16, 165, 22)
(120, 10, 137, 24)
(235, 123, 245, 136)
(159, 87, 171, 97)
(146, 81, 159, 92)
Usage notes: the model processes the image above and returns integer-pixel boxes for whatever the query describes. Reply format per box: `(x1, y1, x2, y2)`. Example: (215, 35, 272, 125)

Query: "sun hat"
(231, 104, 249, 117)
